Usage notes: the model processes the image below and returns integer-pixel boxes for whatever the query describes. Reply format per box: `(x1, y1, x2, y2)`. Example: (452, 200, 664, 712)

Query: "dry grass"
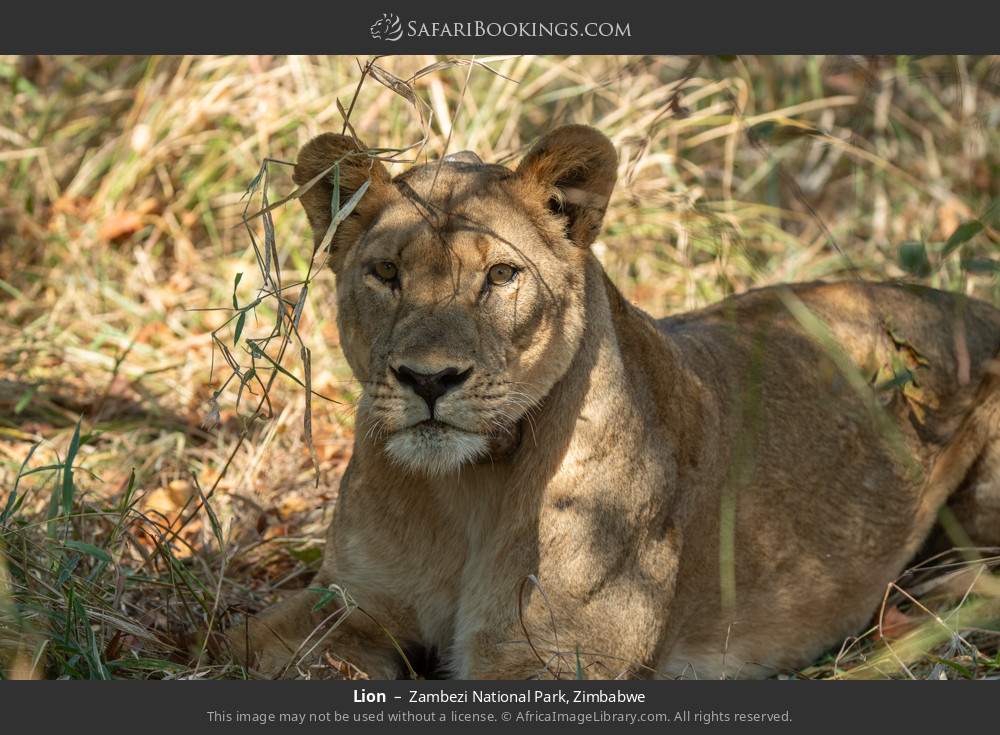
(0, 54, 998, 680)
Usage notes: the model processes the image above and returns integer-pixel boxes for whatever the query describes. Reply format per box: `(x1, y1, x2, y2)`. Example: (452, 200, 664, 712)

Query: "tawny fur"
(229, 125, 1000, 680)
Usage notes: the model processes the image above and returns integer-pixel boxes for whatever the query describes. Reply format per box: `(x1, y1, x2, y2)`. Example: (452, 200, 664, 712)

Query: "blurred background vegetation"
(0, 55, 998, 679)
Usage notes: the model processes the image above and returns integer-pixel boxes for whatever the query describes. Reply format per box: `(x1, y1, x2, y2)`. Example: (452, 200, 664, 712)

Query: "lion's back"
(659, 280, 1000, 447)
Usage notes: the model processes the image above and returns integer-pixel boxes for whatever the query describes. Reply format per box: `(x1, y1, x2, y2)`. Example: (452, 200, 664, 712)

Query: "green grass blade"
(62, 418, 83, 516)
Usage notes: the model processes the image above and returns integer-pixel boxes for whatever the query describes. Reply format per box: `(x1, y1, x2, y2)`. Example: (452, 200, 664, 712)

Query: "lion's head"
(294, 125, 618, 475)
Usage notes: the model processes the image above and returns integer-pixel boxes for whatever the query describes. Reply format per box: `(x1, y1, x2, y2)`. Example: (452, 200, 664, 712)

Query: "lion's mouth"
(415, 418, 454, 430)
(411, 418, 522, 457)
(382, 418, 522, 475)
(383, 420, 487, 475)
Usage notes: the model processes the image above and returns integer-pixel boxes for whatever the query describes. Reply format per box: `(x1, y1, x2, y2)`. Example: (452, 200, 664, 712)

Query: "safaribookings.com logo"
(369, 14, 631, 41)
(370, 13, 404, 41)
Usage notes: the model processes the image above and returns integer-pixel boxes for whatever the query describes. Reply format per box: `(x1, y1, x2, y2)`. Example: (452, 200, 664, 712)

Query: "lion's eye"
(372, 261, 398, 282)
(487, 263, 518, 286)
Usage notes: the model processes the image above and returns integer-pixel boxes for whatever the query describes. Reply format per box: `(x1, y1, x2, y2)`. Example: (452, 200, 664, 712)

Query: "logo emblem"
(370, 13, 403, 41)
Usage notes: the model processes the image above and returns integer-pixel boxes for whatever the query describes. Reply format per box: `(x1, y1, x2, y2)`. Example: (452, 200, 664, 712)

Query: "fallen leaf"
(140, 480, 194, 521)
(874, 605, 922, 641)
(99, 211, 145, 242)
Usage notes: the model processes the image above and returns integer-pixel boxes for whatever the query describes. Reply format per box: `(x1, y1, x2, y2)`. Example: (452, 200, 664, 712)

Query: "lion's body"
(656, 280, 1000, 676)
(231, 126, 1000, 679)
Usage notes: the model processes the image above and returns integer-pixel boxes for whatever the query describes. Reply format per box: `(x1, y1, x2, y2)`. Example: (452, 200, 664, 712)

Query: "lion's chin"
(383, 422, 489, 477)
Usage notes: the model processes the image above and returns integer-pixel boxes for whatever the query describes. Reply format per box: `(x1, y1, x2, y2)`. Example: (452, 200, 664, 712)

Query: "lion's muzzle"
(391, 364, 473, 417)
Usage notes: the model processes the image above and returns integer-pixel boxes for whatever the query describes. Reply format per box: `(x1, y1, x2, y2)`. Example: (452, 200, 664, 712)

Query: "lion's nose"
(392, 365, 472, 415)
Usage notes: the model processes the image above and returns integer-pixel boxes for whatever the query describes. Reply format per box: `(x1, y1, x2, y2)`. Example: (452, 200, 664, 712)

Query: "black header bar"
(2, 0, 998, 54)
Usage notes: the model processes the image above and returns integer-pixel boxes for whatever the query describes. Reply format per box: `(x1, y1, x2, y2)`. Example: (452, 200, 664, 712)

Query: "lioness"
(230, 125, 1000, 679)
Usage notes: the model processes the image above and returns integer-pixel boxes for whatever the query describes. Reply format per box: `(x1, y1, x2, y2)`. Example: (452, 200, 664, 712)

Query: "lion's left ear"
(515, 125, 618, 248)
(293, 132, 395, 271)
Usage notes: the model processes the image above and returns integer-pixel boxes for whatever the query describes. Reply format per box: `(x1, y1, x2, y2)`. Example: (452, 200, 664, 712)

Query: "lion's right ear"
(514, 125, 618, 248)
(293, 133, 394, 270)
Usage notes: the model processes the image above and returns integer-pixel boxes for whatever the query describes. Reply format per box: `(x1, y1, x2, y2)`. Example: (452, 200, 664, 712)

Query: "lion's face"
(294, 126, 618, 475)
(337, 164, 588, 475)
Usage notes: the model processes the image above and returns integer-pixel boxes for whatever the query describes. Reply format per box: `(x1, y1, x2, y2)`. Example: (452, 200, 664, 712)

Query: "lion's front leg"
(452, 485, 681, 680)
(454, 572, 673, 680)
(456, 614, 660, 680)
(226, 453, 460, 679)
(226, 573, 407, 679)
